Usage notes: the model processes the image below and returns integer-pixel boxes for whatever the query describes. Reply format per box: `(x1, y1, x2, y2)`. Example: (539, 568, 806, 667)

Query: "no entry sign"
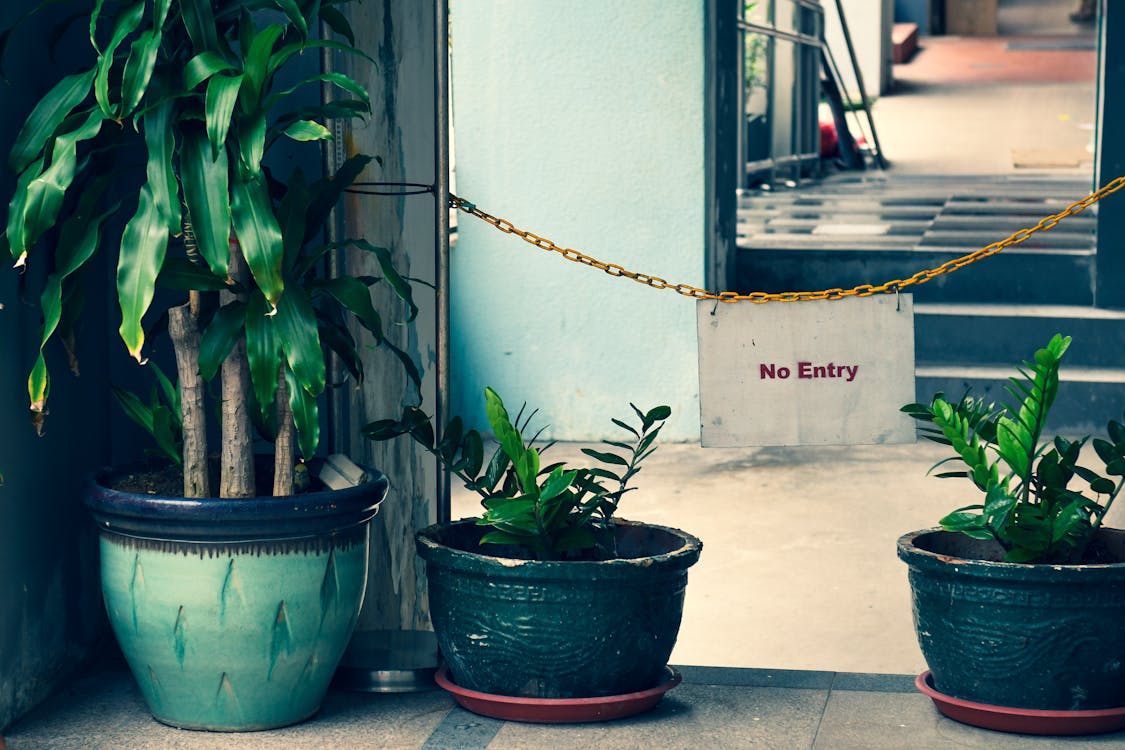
(697, 295, 916, 446)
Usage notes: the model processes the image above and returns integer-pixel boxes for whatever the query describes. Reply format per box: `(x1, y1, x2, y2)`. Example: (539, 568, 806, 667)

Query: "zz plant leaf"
(365, 388, 672, 561)
(903, 334, 1125, 563)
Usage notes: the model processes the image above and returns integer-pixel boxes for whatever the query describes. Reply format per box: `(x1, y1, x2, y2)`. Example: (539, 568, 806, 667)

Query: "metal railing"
(739, 0, 824, 186)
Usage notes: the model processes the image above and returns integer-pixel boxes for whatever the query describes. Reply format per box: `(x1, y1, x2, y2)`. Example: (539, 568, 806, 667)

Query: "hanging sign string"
(450, 176, 1125, 304)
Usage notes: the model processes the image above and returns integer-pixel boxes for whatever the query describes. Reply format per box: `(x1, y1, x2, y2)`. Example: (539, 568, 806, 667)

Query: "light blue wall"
(451, 1, 706, 440)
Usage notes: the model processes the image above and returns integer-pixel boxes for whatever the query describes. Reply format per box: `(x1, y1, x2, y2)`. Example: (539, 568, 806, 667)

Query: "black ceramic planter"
(416, 519, 702, 700)
(85, 464, 389, 731)
(898, 528, 1125, 712)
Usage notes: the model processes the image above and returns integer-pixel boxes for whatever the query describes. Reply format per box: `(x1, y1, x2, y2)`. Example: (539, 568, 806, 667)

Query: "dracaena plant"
(365, 387, 671, 560)
(902, 334, 1125, 563)
(2, 0, 416, 497)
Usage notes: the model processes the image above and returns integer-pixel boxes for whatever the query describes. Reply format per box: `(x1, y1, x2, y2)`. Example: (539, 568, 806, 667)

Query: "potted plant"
(899, 334, 1125, 734)
(2, 0, 415, 732)
(365, 387, 702, 722)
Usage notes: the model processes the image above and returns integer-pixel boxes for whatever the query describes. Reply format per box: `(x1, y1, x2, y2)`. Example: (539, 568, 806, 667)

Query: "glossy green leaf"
(236, 113, 266, 174)
(184, 51, 237, 91)
(281, 119, 332, 142)
(267, 38, 375, 77)
(272, 285, 325, 396)
(156, 257, 232, 290)
(273, 0, 308, 38)
(285, 365, 319, 460)
(199, 300, 246, 381)
(204, 73, 243, 158)
(93, 0, 145, 117)
(241, 23, 285, 104)
(230, 174, 285, 305)
(179, 0, 220, 52)
(313, 276, 381, 337)
(141, 99, 180, 234)
(16, 108, 105, 261)
(119, 0, 172, 118)
(9, 67, 95, 173)
(116, 185, 170, 362)
(150, 404, 182, 465)
(581, 448, 628, 466)
(319, 5, 355, 45)
(276, 169, 308, 271)
(350, 239, 418, 321)
(245, 290, 281, 418)
(268, 72, 370, 111)
(180, 128, 232, 277)
(303, 154, 371, 242)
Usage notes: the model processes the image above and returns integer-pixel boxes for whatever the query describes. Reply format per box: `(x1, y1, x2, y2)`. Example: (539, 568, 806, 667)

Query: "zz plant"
(902, 334, 1125, 563)
(2, 1, 415, 497)
(365, 387, 671, 560)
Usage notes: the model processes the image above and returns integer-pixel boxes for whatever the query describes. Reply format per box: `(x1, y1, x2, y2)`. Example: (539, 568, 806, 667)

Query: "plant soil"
(105, 456, 324, 498)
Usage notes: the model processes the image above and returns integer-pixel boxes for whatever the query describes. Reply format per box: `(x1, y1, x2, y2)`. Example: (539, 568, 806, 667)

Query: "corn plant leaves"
(245, 290, 281, 419)
(179, 0, 220, 53)
(272, 285, 325, 397)
(9, 67, 95, 174)
(199, 300, 246, 381)
(93, 0, 145, 117)
(141, 99, 180, 234)
(184, 51, 236, 91)
(13, 108, 105, 264)
(230, 174, 285, 305)
(180, 128, 232, 277)
(116, 186, 169, 361)
(281, 120, 332, 143)
(118, 0, 171, 118)
(285, 365, 319, 460)
(204, 73, 243, 158)
(311, 276, 382, 338)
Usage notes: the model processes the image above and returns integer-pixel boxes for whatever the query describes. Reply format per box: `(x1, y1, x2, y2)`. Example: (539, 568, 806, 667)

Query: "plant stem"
(273, 365, 295, 496)
(220, 242, 255, 498)
(168, 301, 209, 498)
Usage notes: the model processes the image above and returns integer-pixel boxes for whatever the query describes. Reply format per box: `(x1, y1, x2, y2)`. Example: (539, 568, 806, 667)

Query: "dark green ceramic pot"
(85, 463, 388, 731)
(898, 528, 1125, 711)
(416, 519, 702, 699)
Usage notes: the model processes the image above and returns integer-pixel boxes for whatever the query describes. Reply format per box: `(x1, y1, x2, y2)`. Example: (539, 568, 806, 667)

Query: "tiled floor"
(5, 654, 1125, 749)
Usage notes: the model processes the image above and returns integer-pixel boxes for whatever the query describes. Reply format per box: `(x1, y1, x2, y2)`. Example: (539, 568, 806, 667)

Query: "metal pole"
(434, 0, 451, 525)
(832, 0, 889, 169)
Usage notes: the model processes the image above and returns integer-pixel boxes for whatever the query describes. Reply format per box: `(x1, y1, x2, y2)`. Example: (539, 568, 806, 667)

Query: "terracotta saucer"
(435, 665, 682, 724)
(916, 671, 1125, 736)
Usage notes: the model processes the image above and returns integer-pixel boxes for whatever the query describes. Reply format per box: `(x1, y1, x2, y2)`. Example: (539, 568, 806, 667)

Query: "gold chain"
(450, 176, 1125, 303)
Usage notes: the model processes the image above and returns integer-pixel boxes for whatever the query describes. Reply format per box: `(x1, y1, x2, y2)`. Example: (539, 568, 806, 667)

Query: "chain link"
(450, 176, 1125, 303)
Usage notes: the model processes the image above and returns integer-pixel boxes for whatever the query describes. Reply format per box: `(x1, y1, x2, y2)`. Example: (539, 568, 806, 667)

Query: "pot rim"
(897, 527, 1125, 582)
(85, 461, 389, 542)
(416, 517, 702, 573)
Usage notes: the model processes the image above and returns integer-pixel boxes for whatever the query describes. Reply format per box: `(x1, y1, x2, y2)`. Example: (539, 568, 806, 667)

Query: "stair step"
(915, 303, 1125, 367)
(915, 365, 1125, 436)
(735, 246, 1094, 304)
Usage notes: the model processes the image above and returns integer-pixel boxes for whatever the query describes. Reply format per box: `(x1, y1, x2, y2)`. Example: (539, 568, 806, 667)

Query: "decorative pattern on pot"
(898, 529, 1125, 711)
(417, 519, 702, 700)
(86, 465, 388, 731)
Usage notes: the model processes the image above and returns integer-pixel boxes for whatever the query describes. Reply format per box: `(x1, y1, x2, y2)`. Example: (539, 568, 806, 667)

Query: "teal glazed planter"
(85, 464, 388, 731)
(898, 528, 1125, 711)
(416, 519, 702, 699)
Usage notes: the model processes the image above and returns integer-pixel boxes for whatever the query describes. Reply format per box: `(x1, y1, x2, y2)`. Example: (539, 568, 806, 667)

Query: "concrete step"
(915, 303, 1125, 368)
(734, 245, 1094, 304)
(915, 364, 1125, 436)
(911, 304, 1125, 435)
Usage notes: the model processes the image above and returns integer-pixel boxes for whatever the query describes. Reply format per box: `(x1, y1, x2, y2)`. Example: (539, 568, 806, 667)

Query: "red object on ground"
(916, 671, 1125, 736)
(435, 665, 682, 724)
(820, 121, 838, 157)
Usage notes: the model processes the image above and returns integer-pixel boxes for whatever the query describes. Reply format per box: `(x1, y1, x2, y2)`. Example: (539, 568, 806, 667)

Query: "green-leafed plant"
(2, 1, 416, 497)
(902, 334, 1125, 563)
(365, 387, 671, 560)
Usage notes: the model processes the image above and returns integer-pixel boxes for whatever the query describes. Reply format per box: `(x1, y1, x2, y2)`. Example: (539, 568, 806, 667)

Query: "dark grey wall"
(0, 3, 112, 732)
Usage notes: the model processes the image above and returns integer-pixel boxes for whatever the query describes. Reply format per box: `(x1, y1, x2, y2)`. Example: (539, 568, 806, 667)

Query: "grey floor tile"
(7, 658, 455, 750)
(485, 684, 827, 750)
(814, 690, 1125, 750)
